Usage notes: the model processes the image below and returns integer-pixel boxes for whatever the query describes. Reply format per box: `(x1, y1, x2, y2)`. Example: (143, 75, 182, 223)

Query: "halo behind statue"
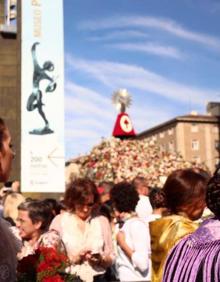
(112, 89, 135, 139)
(112, 89, 132, 113)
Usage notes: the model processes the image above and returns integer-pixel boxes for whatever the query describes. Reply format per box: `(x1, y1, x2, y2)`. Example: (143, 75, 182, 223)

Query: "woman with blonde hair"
(3, 192, 25, 225)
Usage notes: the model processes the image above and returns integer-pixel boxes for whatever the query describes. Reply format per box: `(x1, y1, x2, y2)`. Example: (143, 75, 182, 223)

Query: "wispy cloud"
(65, 81, 110, 108)
(65, 54, 220, 106)
(65, 128, 102, 158)
(87, 30, 149, 41)
(110, 42, 185, 59)
(65, 89, 114, 121)
(79, 16, 220, 50)
(65, 128, 102, 139)
(66, 117, 109, 131)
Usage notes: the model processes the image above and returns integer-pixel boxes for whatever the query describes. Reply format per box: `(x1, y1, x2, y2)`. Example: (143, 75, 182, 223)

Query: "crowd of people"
(1, 116, 220, 282)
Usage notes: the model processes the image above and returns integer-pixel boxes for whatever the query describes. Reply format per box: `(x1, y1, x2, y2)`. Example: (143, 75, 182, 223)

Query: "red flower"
(36, 247, 69, 281)
(37, 261, 53, 272)
(42, 274, 64, 282)
(17, 246, 71, 281)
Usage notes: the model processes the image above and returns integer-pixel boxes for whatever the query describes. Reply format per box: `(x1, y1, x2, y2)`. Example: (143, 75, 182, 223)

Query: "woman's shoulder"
(150, 214, 196, 227)
(95, 214, 109, 224)
(50, 212, 73, 229)
(191, 217, 220, 243)
(39, 229, 63, 249)
(172, 215, 198, 231)
(124, 216, 147, 230)
(150, 215, 197, 238)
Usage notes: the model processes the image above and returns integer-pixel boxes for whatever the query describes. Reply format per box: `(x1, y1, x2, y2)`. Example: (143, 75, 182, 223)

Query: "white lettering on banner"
(32, 0, 41, 7)
(33, 9, 41, 37)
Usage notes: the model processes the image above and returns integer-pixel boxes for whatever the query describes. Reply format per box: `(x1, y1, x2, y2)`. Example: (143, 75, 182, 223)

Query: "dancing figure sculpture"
(27, 42, 57, 134)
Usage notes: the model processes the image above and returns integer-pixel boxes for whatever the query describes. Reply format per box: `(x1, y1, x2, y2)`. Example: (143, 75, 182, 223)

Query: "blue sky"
(64, 0, 220, 160)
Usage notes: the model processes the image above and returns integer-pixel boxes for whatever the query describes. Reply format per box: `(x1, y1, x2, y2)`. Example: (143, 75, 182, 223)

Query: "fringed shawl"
(163, 218, 220, 282)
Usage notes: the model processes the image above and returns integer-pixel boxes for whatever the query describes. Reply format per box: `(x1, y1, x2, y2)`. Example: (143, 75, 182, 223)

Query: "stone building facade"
(137, 103, 220, 173)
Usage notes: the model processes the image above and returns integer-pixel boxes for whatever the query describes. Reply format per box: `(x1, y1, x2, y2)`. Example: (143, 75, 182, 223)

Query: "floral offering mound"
(69, 137, 208, 187)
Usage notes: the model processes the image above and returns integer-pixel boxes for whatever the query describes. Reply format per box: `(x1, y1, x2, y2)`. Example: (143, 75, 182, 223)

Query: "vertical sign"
(21, 0, 65, 192)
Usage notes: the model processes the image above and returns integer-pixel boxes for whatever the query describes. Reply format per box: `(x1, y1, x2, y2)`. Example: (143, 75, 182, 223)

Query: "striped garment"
(163, 217, 220, 282)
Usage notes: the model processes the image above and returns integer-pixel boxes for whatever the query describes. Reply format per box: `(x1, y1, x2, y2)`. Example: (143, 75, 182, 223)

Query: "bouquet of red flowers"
(17, 247, 82, 282)
(37, 246, 69, 281)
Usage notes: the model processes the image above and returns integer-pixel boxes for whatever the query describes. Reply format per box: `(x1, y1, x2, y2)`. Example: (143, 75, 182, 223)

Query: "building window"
(169, 141, 174, 152)
(160, 144, 165, 151)
(213, 126, 219, 133)
(193, 156, 200, 163)
(160, 132, 164, 138)
(215, 140, 220, 150)
(5, 0, 17, 25)
(191, 123, 198, 133)
(0, 0, 17, 34)
(168, 129, 173, 135)
(192, 140, 199, 151)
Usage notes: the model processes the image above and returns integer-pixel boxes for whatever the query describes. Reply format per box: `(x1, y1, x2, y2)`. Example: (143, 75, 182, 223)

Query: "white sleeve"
(99, 216, 115, 261)
(130, 220, 150, 273)
(135, 196, 153, 223)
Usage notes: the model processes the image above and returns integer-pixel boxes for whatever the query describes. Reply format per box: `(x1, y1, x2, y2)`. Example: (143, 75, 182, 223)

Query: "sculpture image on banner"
(26, 42, 57, 135)
(21, 0, 65, 193)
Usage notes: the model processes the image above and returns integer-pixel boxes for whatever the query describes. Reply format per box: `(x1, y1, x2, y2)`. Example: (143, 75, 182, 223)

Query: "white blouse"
(50, 212, 113, 282)
(116, 217, 151, 281)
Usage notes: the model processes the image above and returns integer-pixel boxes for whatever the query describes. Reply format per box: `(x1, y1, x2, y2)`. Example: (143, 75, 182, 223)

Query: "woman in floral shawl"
(15, 200, 73, 281)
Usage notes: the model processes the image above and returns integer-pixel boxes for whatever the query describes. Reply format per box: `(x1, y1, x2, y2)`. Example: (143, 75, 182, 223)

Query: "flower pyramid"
(68, 137, 208, 187)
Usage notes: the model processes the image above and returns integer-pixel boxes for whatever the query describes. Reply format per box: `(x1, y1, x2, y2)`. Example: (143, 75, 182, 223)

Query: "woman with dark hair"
(110, 182, 151, 281)
(162, 166, 220, 281)
(150, 168, 209, 282)
(148, 188, 167, 221)
(50, 178, 114, 282)
(0, 117, 19, 282)
(43, 198, 61, 216)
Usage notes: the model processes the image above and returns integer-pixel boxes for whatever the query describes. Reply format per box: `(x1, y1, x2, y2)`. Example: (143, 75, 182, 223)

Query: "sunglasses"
(76, 202, 95, 208)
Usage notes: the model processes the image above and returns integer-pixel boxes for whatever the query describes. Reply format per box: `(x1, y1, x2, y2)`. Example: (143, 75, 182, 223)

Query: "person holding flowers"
(15, 199, 74, 281)
(50, 178, 114, 282)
